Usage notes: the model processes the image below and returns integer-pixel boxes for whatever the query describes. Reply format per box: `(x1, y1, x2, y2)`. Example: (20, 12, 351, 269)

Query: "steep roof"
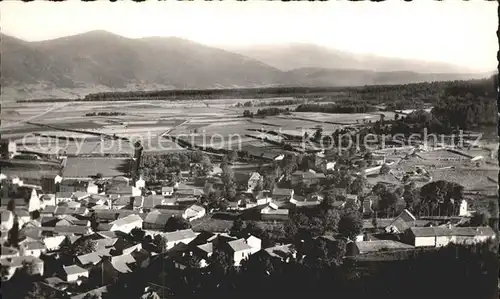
(111, 254, 135, 273)
(143, 195, 165, 209)
(187, 205, 205, 213)
(409, 226, 496, 237)
(165, 229, 197, 242)
(355, 240, 414, 254)
(272, 188, 293, 197)
(144, 211, 173, 226)
(109, 214, 143, 227)
(77, 252, 101, 266)
(264, 244, 294, 259)
(63, 264, 88, 276)
(227, 238, 252, 252)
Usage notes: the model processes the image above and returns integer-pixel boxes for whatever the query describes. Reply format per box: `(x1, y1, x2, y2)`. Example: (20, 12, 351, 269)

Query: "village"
(0, 121, 497, 299)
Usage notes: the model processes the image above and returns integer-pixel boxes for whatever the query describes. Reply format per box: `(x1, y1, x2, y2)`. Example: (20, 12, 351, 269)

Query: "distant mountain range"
(0, 31, 492, 95)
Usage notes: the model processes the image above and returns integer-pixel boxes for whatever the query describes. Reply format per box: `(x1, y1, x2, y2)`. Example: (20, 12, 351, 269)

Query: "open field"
(62, 157, 131, 178)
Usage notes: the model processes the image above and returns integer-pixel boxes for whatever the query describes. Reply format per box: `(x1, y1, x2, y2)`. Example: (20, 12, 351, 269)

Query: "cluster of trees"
(139, 151, 212, 183)
(255, 98, 305, 107)
(432, 94, 497, 130)
(84, 112, 126, 116)
(295, 103, 377, 114)
(242, 107, 290, 118)
(234, 101, 253, 108)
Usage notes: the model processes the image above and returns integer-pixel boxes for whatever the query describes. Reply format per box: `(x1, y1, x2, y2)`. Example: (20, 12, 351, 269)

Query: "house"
(272, 188, 294, 201)
(43, 235, 66, 251)
(407, 226, 496, 248)
(28, 188, 41, 213)
(106, 214, 143, 234)
(77, 252, 102, 269)
(55, 215, 79, 226)
(348, 240, 414, 256)
(385, 209, 416, 234)
(63, 265, 89, 282)
(110, 196, 132, 210)
(164, 229, 198, 250)
(247, 172, 262, 192)
(19, 241, 47, 257)
(40, 206, 57, 218)
(182, 205, 206, 221)
(86, 182, 99, 194)
(41, 194, 56, 207)
(59, 179, 92, 193)
(459, 199, 470, 217)
(135, 177, 146, 189)
(1, 210, 14, 231)
(60, 201, 81, 209)
(55, 192, 74, 203)
(0, 256, 44, 280)
(262, 244, 296, 262)
(16, 208, 31, 227)
(260, 202, 289, 221)
(225, 238, 254, 266)
(161, 187, 174, 197)
(87, 194, 108, 206)
(110, 253, 136, 274)
(143, 209, 180, 230)
(71, 192, 90, 202)
(143, 195, 166, 211)
(246, 235, 262, 254)
(290, 170, 325, 186)
(1, 197, 27, 209)
(107, 185, 141, 198)
(175, 188, 202, 198)
(290, 195, 320, 207)
(1, 246, 19, 259)
(54, 206, 89, 217)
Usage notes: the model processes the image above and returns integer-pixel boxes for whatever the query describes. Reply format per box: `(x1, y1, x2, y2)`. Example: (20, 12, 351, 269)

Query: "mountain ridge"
(0, 31, 489, 97)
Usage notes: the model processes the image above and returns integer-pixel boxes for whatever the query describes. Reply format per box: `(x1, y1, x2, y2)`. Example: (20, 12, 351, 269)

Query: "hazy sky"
(1, 1, 497, 72)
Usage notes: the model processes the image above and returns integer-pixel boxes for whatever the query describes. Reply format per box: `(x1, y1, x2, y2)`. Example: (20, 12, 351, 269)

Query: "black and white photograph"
(0, 1, 498, 299)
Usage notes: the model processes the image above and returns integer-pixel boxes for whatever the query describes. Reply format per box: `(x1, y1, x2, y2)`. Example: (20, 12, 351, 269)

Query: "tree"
(378, 189, 399, 216)
(349, 175, 367, 196)
(420, 180, 464, 216)
(320, 192, 337, 210)
(253, 179, 264, 192)
(130, 227, 146, 241)
(221, 163, 235, 191)
(470, 210, 490, 227)
(321, 209, 341, 233)
(207, 242, 234, 276)
(263, 174, 276, 191)
(371, 214, 378, 229)
(7, 220, 19, 248)
(7, 198, 16, 212)
(230, 218, 245, 238)
(227, 150, 238, 163)
(338, 209, 363, 240)
(403, 182, 419, 212)
(96, 173, 103, 179)
(165, 215, 192, 232)
(74, 239, 96, 256)
(313, 127, 323, 141)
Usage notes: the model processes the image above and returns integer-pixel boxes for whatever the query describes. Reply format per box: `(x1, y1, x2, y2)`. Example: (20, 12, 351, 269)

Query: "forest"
(139, 151, 213, 183)
(17, 75, 496, 105)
